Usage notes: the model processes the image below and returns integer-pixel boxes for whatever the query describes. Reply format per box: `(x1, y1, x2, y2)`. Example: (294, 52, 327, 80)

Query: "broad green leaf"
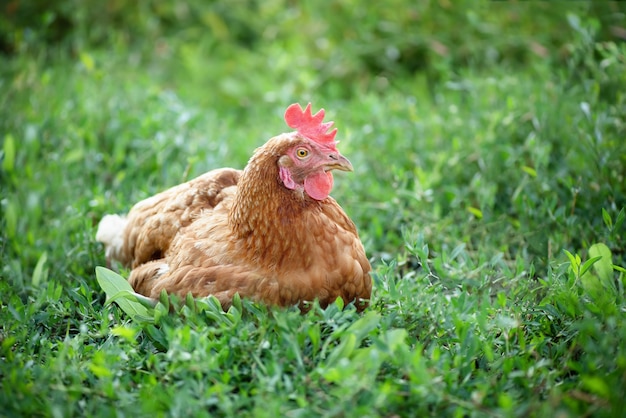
(106, 290, 157, 310)
(580, 273, 611, 309)
(95, 266, 154, 322)
(588, 243, 615, 291)
(96, 266, 134, 293)
(105, 291, 155, 323)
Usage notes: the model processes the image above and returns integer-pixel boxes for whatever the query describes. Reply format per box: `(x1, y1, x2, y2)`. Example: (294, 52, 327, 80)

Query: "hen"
(96, 103, 371, 311)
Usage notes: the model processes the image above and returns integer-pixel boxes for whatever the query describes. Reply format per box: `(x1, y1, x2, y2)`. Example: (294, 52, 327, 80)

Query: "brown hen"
(96, 103, 371, 310)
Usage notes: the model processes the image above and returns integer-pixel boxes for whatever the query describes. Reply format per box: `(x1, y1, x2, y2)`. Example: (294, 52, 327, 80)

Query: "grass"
(1, 1, 626, 417)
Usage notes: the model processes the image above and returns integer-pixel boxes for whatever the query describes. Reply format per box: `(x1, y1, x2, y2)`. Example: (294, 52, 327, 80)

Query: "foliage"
(1, 1, 626, 416)
(2, 1, 625, 102)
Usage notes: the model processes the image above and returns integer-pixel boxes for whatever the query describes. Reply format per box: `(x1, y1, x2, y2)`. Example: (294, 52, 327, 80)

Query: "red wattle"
(304, 171, 333, 200)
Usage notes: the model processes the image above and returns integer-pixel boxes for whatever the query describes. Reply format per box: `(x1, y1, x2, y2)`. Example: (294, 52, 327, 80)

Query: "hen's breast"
(272, 202, 371, 308)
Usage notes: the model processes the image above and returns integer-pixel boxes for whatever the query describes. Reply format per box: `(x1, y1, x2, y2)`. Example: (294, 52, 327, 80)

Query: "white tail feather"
(96, 214, 128, 265)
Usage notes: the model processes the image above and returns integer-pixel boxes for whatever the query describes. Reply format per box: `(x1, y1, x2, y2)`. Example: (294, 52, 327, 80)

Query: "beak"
(325, 153, 353, 172)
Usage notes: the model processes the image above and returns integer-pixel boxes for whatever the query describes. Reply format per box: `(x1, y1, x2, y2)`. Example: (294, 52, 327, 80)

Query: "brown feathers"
(97, 106, 371, 311)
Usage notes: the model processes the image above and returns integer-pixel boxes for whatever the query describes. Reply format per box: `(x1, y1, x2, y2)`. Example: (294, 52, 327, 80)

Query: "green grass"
(2, 1, 626, 417)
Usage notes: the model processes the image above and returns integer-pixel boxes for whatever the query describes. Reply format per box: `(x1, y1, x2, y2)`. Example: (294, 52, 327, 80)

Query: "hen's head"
(277, 103, 352, 200)
(244, 103, 352, 201)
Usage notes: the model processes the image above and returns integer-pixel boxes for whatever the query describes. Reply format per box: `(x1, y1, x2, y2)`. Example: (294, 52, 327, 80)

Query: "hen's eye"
(296, 148, 309, 159)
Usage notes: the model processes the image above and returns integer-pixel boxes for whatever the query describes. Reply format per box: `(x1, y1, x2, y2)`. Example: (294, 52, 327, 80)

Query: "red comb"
(284, 103, 337, 145)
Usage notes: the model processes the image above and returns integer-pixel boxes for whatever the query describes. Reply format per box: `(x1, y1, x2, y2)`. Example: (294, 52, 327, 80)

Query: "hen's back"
(96, 168, 241, 268)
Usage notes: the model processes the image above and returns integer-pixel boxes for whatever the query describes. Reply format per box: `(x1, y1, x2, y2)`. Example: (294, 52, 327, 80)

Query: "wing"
(127, 203, 266, 308)
(100, 167, 241, 268)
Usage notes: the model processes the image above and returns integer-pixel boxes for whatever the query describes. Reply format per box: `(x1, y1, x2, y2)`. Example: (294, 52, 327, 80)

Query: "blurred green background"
(3, 0, 625, 102)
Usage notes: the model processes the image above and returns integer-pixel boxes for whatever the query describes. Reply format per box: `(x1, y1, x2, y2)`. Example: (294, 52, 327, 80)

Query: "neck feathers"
(228, 135, 317, 271)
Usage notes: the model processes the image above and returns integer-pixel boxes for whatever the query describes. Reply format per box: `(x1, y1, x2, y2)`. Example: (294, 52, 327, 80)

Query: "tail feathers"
(96, 214, 129, 267)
